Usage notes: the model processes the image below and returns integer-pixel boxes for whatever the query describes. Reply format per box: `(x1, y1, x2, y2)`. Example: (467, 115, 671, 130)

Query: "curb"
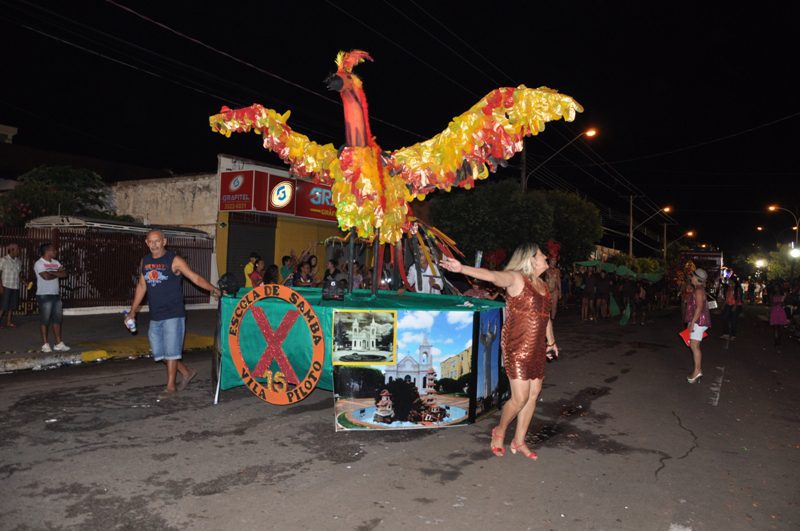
(0, 349, 140, 373)
(0, 336, 215, 374)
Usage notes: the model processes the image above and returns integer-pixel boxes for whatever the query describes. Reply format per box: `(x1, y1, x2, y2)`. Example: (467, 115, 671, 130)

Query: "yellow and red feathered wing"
(389, 86, 583, 200)
(209, 104, 338, 185)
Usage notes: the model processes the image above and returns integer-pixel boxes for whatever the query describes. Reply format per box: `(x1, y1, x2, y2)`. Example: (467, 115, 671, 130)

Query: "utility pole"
(663, 223, 667, 260)
(628, 195, 634, 258)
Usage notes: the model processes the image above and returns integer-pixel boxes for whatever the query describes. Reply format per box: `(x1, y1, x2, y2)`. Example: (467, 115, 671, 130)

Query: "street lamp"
(664, 229, 695, 259)
(790, 245, 800, 279)
(755, 226, 779, 245)
(521, 128, 597, 192)
(629, 205, 672, 258)
(767, 204, 799, 245)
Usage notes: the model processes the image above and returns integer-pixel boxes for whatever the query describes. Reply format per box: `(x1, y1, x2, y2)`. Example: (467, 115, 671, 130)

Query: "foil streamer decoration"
(209, 52, 582, 245)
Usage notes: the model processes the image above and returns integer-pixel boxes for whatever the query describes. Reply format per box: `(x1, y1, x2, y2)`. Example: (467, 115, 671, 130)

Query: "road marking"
(709, 365, 725, 406)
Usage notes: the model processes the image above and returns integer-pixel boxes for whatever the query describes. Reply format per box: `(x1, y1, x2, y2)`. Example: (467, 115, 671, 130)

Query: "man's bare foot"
(158, 388, 177, 400)
(178, 369, 197, 392)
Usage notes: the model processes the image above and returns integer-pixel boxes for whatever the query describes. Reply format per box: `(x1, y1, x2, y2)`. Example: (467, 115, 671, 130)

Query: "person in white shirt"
(406, 254, 442, 294)
(0, 242, 23, 328)
(33, 242, 69, 352)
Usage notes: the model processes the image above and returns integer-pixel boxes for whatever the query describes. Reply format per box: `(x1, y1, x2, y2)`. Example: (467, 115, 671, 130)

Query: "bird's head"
(325, 49, 373, 92)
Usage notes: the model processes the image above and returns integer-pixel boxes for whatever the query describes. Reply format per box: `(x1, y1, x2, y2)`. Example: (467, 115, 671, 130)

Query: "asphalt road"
(1, 306, 798, 530)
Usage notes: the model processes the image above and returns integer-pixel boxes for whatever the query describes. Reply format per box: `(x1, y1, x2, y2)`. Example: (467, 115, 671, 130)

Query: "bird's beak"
(325, 73, 344, 92)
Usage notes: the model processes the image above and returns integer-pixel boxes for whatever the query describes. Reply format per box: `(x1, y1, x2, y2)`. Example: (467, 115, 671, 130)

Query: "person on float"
(439, 243, 556, 460)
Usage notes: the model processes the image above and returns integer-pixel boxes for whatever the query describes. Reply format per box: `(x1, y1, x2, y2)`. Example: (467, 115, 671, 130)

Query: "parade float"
(210, 50, 583, 430)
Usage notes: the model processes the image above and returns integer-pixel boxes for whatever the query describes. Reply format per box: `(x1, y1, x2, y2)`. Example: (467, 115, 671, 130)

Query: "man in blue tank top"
(126, 230, 221, 399)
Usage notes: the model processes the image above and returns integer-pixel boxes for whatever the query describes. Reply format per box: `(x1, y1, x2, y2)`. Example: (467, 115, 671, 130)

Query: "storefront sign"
(295, 180, 337, 222)
(266, 174, 297, 215)
(219, 171, 334, 222)
(252, 171, 270, 212)
(219, 171, 254, 211)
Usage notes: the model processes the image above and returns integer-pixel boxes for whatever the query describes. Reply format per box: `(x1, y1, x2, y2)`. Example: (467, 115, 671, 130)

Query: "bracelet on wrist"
(547, 342, 556, 347)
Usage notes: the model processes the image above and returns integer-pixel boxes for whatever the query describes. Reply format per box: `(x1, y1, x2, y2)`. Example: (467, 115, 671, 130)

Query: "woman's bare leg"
(494, 378, 533, 441)
(689, 339, 702, 378)
(511, 378, 543, 449)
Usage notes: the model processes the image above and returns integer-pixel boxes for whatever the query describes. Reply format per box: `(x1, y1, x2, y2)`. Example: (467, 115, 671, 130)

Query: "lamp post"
(790, 245, 800, 279)
(664, 230, 695, 259)
(629, 205, 672, 258)
(755, 225, 780, 246)
(767, 204, 799, 246)
(755, 258, 767, 280)
(521, 128, 597, 192)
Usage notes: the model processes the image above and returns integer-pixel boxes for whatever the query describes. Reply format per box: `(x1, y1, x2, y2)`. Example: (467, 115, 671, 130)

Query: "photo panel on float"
(332, 309, 397, 366)
(333, 309, 474, 431)
(472, 308, 503, 420)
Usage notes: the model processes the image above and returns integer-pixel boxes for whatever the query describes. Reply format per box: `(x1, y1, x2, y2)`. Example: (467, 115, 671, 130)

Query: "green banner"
(219, 288, 504, 393)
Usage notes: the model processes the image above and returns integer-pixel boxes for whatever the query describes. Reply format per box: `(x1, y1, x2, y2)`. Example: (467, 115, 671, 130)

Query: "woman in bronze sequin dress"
(440, 243, 556, 460)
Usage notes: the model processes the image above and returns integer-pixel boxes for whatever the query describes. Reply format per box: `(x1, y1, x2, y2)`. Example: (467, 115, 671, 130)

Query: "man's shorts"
(1, 288, 20, 311)
(690, 324, 708, 341)
(37, 295, 63, 325)
(148, 317, 186, 361)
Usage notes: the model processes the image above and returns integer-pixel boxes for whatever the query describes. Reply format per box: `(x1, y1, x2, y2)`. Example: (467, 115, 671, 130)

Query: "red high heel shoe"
(490, 427, 505, 457)
(510, 441, 538, 460)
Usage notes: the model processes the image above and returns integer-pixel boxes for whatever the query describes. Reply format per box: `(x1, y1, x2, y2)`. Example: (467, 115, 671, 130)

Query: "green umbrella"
(640, 272, 663, 283)
(575, 260, 600, 267)
(599, 262, 617, 273)
(609, 294, 621, 316)
(616, 265, 637, 278)
(619, 303, 631, 326)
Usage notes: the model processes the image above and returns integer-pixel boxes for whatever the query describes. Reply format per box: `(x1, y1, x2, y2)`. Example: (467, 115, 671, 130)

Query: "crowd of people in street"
(2, 233, 799, 452)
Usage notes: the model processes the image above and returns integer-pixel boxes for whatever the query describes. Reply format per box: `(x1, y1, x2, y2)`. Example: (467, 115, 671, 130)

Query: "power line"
(583, 109, 800, 167)
(0, 97, 136, 154)
(324, 0, 481, 99)
(556, 125, 677, 223)
(3, 17, 235, 105)
(381, 0, 501, 87)
(105, 0, 341, 106)
(2, 1, 340, 141)
(407, 0, 517, 85)
(10, 0, 305, 115)
(105, 0, 425, 140)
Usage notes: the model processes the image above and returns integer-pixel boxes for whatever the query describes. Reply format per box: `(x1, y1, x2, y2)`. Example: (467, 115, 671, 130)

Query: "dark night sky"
(1, 1, 798, 257)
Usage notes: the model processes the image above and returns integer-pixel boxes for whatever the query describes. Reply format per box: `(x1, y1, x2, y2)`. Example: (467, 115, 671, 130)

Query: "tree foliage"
(429, 181, 602, 265)
(543, 190, 603, 266)
(0, 165, 134, 228)
(747, 243, 799, 280)
(607, 254, 663, 273)
(429, 181, 552, 260)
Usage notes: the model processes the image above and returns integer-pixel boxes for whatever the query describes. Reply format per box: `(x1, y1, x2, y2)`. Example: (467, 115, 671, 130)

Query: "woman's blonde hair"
(503, 243, 540, 277)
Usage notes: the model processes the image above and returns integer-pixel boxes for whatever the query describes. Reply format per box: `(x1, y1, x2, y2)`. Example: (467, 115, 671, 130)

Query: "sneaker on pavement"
(53, 342, 71, 351)
(41, 343, 52, 353)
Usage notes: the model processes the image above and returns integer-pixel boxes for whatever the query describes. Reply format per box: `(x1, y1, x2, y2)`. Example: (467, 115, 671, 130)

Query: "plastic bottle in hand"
(123, 311, 137, 334)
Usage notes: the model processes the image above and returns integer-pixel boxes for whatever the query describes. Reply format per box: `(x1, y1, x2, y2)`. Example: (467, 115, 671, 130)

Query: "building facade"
(440, 347, 472, 380)
(384, 335, 434, 394)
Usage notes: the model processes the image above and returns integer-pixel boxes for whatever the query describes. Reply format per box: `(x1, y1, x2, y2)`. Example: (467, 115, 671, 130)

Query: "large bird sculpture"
(210, 50, 583, 245)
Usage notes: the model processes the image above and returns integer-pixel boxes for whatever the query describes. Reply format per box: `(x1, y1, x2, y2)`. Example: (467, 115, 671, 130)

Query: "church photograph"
(332, 310, 473, 431)
(332, 310, 397, 365)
